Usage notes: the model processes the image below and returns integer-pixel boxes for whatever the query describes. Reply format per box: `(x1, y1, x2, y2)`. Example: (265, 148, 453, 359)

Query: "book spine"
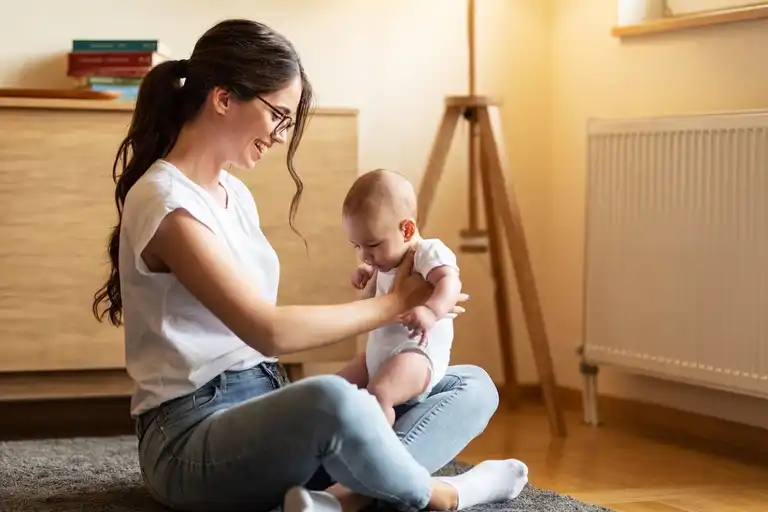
(67, 66, 151, 78)
(68, 52, 155, 69)
(72, 40, 162, 52)
(88, 84, 141, 102)
(85, 76, 143, 85)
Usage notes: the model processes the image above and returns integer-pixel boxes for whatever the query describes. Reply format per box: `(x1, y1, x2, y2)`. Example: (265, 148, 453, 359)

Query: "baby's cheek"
(385, 247, 401, 263)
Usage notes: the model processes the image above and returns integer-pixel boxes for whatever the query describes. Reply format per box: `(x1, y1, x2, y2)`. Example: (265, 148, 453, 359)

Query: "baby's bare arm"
(424, 266, 462, 318)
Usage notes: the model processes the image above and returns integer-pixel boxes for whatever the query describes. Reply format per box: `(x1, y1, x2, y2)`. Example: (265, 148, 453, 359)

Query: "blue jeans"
(135, 362, 499, 512)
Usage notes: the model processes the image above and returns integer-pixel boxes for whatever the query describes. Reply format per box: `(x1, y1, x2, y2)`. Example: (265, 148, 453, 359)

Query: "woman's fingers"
(393, 249, 416, 284)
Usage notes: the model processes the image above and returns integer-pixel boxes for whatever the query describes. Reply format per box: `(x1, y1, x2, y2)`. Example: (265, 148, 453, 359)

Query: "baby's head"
(342, 169, 419, 272)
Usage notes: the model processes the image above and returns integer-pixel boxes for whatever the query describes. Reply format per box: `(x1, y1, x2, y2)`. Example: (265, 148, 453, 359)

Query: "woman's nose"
(272, 129, 288, 145)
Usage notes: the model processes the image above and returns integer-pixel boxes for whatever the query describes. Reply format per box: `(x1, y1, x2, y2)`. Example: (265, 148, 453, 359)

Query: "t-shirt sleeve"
(413, 239, 459, 280)
(124, 179, 219, 275)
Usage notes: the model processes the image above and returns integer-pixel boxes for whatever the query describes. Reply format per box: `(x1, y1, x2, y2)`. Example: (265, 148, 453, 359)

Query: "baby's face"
(343, 212, 413, 272)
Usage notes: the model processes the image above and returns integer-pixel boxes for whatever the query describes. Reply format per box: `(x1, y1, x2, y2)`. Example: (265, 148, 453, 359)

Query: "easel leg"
(478, 143, 520, 407)
(417, 106, 463, 227)
(478, 105, 567, 437)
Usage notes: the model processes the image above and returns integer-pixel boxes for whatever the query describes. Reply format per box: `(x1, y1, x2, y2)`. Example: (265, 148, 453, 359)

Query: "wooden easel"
(417, 93, 567, 438)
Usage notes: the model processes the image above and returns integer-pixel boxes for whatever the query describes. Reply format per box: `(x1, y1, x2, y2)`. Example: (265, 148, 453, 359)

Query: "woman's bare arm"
(144, 209, 426, 356)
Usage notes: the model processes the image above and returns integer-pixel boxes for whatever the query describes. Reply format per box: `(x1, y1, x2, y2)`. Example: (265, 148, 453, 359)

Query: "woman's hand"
(389, 250, 469, 318)
(389, 249, 432, 310)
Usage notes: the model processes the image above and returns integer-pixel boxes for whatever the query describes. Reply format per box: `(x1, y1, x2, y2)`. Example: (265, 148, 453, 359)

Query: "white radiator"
(581, 109, 768, 414)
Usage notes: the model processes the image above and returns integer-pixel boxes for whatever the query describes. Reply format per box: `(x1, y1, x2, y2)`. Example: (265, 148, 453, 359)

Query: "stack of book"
(67, 39, 170, 101)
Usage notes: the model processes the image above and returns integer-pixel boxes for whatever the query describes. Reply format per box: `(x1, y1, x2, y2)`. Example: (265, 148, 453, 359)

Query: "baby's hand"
(351, 263, 374, 290)
(400, 305, 438, 346)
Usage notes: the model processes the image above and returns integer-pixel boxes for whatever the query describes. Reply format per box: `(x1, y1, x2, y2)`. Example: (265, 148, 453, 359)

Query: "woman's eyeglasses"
(257, 96, 295, 137)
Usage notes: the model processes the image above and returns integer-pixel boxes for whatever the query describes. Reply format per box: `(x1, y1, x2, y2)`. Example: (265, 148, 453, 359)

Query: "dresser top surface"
(0, 97, 358, 116)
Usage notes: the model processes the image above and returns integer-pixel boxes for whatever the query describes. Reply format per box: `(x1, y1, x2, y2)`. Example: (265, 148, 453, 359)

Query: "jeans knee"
(300, 374, 380, 430)
(456, 365, 500, 423)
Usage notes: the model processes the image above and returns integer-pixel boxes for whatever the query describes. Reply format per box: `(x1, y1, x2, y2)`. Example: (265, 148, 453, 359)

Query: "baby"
(337, 168, 462, 425)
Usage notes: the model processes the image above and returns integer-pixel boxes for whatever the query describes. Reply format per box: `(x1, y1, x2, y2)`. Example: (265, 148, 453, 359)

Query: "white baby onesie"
(365, 238, 459, 403)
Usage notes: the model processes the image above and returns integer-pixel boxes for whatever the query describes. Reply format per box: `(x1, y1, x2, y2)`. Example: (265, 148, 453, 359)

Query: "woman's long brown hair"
(92, 19, 315, 326)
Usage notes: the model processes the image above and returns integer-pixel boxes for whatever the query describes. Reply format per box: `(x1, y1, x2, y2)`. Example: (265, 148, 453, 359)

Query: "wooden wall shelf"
(612, 4, 768, 37)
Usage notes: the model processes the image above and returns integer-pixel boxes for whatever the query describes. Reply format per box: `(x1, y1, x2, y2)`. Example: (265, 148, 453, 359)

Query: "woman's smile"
(253, 139, 267, 159)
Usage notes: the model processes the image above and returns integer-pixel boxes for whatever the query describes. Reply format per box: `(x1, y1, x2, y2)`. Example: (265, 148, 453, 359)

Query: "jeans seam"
(157, 385, 220, 431)
(329, 448, 431, 509)
(143, 367, 287, 477)
(156, 390, 227, 468)
(323, 392, 431, 510)
(157, 383, 216, 428)
(398, 374, 464, 447)
(157, 391, 282, 469)
(157, 411, 230, 469)
(261, 364, 282, 390)
(140, 465, 171, 506)
(139, 421, 185, 508)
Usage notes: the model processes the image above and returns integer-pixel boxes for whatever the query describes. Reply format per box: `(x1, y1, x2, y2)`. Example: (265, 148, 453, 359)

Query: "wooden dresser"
(0, 98, 360, 401)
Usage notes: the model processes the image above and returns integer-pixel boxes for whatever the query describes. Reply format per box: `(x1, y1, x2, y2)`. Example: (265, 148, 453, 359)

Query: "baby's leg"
(367, 350, 432, 425)
(336, 352, 369, 389)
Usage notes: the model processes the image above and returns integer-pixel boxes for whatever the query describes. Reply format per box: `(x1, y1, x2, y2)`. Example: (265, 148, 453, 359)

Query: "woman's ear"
(212, 86, 230, 115)
(401, 219, 417, 241)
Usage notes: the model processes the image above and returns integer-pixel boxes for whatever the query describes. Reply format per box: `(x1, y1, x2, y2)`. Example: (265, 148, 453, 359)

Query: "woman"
(92, 18, 528, 512)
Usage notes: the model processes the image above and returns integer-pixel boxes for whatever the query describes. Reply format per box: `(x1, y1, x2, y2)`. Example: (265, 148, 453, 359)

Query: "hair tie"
(175, 59, 188, 78)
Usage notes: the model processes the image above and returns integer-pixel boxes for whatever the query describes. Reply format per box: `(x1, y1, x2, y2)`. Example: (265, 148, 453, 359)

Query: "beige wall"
(547, 1, 768, 429)
(0, 0, 552, 385)
(5, 0, 767, 430)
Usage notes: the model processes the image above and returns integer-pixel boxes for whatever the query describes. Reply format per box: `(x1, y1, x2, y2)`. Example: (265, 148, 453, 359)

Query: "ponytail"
(92, 59, 187, 326)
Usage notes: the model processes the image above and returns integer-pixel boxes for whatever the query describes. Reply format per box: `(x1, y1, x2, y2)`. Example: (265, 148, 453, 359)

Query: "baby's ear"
(400, 218, 417, 241)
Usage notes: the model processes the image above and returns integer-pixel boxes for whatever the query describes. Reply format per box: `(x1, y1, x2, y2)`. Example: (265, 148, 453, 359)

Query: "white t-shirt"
(365, 239, 459, 380)
(119, 159, 278, 417)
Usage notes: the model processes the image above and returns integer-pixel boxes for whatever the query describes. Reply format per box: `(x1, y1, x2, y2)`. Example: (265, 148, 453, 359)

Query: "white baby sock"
(439, 459, 529, 509)
(283, 486, 342, 512)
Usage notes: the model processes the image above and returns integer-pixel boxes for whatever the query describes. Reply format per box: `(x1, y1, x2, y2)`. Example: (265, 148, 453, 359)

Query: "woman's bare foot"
(326, 484, 372, 512)
(283, 484, 371, 512)
(428, 479, 460, 510)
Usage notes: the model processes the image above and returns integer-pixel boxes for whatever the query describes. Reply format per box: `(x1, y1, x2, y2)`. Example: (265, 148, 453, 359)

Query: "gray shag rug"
(0, 436, 612, 511)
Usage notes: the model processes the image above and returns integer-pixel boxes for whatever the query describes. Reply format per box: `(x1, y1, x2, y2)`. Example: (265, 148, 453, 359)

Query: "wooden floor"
(459, 404, 768, 512)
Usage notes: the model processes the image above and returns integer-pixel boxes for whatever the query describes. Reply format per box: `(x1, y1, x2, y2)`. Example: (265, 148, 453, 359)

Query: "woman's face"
(215, 75, 302, 170)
